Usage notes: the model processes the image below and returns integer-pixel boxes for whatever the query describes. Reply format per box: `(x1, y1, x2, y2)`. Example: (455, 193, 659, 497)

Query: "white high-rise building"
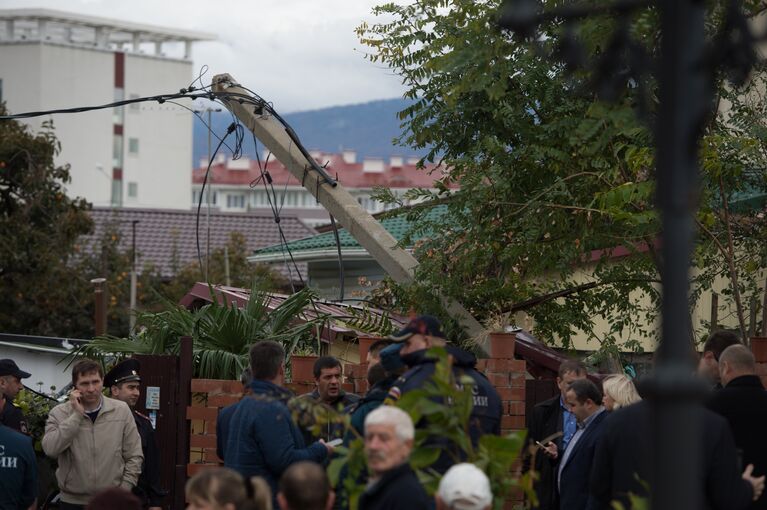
(0, 9, 215, 209)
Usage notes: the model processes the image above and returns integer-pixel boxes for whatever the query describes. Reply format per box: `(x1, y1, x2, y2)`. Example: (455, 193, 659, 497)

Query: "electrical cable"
(196, 123, 237, 280)
(1, 78, 351, 309)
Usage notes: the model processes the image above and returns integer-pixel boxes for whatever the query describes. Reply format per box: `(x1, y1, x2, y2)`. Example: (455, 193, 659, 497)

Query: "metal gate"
(133, 337, 192, 510)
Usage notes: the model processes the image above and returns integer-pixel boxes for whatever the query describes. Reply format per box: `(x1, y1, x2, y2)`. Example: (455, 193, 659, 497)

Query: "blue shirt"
(560, 396, 577, 452)
(0, 424, 37, 510)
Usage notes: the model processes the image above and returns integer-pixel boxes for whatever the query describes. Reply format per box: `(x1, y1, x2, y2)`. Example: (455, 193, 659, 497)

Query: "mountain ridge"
(193, 97, 428, 165)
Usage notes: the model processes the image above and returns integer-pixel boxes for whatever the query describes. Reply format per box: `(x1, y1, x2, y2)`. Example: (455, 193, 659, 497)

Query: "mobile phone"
(327, 438, 344, 447)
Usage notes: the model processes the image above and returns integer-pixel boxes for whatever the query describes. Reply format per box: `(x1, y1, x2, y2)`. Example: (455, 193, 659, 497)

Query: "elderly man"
(42, 359, 143, 510)
(707, 344, 767, 510)
(436, 463, 493, 510)
(0, 359, 31, 434)
(358, 406, 430, 510)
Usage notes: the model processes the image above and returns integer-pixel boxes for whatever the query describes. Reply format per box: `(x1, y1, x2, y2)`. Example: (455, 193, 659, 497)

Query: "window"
(112, 135, 123, 168)
(113, 88, 124, 124)
(227, 194, 245, 209)
(111, 180, 122, 207)
(128, 138, 139, 155)
(127, 182, 138, 198)
(194, 190, 217, 206)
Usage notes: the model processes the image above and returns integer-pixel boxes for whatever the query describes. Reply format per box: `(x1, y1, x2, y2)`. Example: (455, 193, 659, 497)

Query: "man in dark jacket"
(707, 344, 767, 509)
(347, 341, 404, 439)
(554, 379, 608, 510)
(526, 360, 587, 510)
(385, 315, 502, 473)
(0, 359, 31, 435)
(104, 359, 165, 509)
(698, 330, 741, 390)
(0, 423, 37, 510)
(223, 341, 332, 501)
(590, 399, 764, 510)
(358, 406, 430, 510)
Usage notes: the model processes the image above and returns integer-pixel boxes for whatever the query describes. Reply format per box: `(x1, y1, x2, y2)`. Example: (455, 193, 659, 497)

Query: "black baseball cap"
(0, 359, 31, 379)
(104, 359, 141, 388)
(388, 315, 446, 342)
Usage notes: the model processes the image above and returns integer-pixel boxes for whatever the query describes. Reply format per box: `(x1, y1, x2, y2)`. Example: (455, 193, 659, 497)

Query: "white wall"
(0, 43, 114, 206)
(123, 53, 192, 209)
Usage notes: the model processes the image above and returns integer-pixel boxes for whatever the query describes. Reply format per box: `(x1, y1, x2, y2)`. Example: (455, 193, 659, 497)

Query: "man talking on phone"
(42, 359, 143, 509)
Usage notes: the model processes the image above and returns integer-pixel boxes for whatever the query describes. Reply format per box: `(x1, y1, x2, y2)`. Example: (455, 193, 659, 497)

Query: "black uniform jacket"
(706, 375, 767, 510)
(133, 411, 165, 508)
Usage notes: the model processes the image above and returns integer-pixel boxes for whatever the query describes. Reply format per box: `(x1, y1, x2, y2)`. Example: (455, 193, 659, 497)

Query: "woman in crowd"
(602, 374, 641, 411)
(186, 467, 272, 510)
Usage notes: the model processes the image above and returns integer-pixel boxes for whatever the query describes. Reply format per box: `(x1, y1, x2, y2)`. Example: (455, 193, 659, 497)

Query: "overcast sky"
(1, 0, 406, 113)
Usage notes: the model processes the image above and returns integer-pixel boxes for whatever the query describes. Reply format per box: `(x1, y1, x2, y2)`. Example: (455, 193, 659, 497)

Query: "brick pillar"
(750, 338, 767, 387)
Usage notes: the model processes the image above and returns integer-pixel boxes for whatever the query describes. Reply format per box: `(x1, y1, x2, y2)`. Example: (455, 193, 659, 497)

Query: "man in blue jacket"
(0, 423, 37, 510)
(223, 341, 332, 499)
(385, 315, 502, 473)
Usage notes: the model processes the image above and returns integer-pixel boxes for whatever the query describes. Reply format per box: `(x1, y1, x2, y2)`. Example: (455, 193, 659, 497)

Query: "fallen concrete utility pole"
(212, 74, 487, 351)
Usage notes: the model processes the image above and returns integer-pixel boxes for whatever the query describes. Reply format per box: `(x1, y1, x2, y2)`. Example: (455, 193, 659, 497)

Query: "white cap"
(437, 463, 492, 510)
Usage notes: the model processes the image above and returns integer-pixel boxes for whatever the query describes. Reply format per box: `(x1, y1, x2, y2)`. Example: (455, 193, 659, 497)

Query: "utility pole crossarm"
(212, 74, 485, 346)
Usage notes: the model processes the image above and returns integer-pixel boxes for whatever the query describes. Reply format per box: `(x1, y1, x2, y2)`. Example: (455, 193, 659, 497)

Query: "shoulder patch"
(385, 386, 402, 405)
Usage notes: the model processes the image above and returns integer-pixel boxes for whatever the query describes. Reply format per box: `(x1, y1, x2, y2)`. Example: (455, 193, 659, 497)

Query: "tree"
(358, 0, 767, 351)
(0, 104, 95, 337)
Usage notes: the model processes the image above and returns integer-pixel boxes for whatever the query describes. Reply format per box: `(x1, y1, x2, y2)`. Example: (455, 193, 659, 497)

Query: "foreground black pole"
(652, 0, 707, 508)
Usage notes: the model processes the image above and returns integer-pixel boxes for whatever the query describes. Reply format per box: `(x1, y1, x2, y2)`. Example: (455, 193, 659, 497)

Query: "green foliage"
(356, 0, 767, 350)
(337, 304, 396, 337)
(0, 103, 94, 337)
(14, 390, 57, 453)
(326, 348, 531, 510)
(72, 284, 328, 379)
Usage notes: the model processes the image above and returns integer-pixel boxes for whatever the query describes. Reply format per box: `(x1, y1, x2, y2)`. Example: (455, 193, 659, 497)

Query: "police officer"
(385, 315, 502, 473)
(104, 359, 165, 509)
(0, 359, 31, 435)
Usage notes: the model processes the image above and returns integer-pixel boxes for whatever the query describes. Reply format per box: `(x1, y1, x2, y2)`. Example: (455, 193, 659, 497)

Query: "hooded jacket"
(42, 396, 143, 505)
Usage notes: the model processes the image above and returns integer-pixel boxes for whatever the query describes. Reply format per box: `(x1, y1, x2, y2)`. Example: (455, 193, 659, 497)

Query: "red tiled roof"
(82, 208, 315, 278)
(192, 152, 458, 189)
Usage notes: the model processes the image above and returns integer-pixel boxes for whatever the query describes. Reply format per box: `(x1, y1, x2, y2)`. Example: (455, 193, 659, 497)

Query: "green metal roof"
(252, 205, 448, 257)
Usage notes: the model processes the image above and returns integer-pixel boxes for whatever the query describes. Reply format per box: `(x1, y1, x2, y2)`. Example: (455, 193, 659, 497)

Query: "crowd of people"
(529, 331, 767, 510)
(1, 321, 766, 510)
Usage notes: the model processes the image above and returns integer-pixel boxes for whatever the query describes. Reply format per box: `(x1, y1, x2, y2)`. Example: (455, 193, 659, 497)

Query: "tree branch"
(508, 277, 661, 312)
